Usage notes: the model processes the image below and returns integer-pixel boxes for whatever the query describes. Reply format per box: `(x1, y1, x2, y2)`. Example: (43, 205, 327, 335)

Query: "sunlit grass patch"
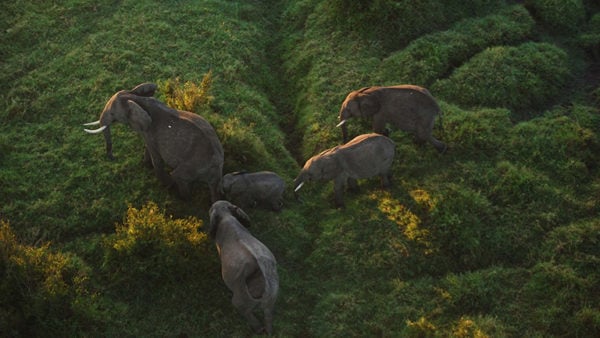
(373, 191, 433, 254)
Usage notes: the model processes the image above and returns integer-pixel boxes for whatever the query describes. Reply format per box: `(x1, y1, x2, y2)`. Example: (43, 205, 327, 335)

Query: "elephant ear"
(359, 92, 380, 118)
(130, 83, 158, 97)
(127, 100, 152, 132)
(208, 213, 220, 238)
(230, 204, 251, 228)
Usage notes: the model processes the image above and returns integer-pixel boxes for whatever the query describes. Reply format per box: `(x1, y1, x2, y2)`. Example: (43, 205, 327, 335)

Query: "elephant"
(222, 171, 286, 211)
(336, 85, 447, 153)
(83, 83, 224, 201)
(208, 200, 279, 335)
(293, 133, 395, 208)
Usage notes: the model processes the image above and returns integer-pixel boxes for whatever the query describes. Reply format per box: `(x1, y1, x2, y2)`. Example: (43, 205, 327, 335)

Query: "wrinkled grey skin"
(84, 83, 224, 201)
(208, 200, 279, 335)
(223, 171, 286, 211)
(293, 133, 395, 208)
(337, 85, 446, 153)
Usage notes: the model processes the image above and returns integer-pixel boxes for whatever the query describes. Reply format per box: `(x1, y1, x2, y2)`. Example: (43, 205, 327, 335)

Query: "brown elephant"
(84, 83, 223, 201)
(337, 85, 446, 153)
(293, 133, 395, 208)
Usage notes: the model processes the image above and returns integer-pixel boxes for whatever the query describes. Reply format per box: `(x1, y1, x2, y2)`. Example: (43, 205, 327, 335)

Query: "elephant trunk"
(336, 113, 349, 143)
(340, 121, 349, 143)
(293, 172, 307, 202)
(103, 126, 114, 160)
(83, 118, 115, 160)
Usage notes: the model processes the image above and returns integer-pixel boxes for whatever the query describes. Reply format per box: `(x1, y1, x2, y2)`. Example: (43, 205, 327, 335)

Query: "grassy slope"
(1, 0, 600, 336)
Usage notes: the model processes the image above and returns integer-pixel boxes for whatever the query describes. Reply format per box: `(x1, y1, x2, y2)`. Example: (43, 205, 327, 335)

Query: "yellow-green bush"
(0, 221, 111, 336)
(101, 202, 216, 289)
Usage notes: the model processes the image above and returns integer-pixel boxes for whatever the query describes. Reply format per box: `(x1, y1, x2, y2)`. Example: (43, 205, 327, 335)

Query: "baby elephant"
(294, 133, 395, 208)
(222, 171, 286, 211)
(208, 200, 279, 335)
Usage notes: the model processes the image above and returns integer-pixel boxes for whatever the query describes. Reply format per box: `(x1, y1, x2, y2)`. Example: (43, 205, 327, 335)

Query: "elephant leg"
(208, 176, 222, 203)
(333, 176, 347, 208)
(264, 306, 274, 335)
(169, 165, 195, 199)
(173, 178, 192, 200)
(208, 183, 219, 203)
(372, 117, 389, 136)
(142, 146, 153, 168)
(347, 178, 359, 192)
(149, 154, 175, 189)
(429, 135, 447, 153)
(380, 171, 392, 189)
(418, 119, 447, 153)
(232, 293, 262, 333)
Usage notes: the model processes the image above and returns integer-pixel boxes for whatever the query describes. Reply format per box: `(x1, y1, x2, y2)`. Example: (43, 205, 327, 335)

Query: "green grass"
(1, 0, 600, 336)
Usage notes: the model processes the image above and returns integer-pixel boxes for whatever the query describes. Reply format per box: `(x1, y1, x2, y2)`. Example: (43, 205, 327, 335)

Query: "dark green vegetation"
(1, 0, 599, 336)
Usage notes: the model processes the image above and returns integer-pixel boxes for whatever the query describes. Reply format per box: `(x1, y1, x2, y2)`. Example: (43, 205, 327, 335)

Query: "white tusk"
(83, 120, 101, 126)
(336, 119, 347, 127)
(294, 182, 305, 192)
(84, 125, 107, 134)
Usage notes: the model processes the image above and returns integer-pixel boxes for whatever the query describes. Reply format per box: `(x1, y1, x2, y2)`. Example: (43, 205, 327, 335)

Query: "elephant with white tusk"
(83, 83, 224, 201)
(208, 200, 279, 335)
(222, 171, 286, 211)
(337, 85, 447, 153)
(294, 133, 395, 208)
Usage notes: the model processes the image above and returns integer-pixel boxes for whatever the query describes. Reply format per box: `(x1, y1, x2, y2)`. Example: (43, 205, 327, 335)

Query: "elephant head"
(293, 149, 340, 192)
(336, 87, 379, 142)
(208, 200, 251, 238)
(83, 83, 158, 160)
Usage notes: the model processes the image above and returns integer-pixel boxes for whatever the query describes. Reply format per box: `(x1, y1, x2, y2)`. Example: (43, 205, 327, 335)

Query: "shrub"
(432, 42, 572, 113)
(101, 202, 216, 291)
(526, 0, 586, 34)
(428, 184, 497, 271)
(378, 5, 534, 86)
(0, 221, 111, 336)
(324, 0, 505, 51)
(520, 262, 599, 336)
(442, 105, 513, 157)
(442, 267, 527, 316)
(503, 115, 598, 184)
(536, 220, 600, 277)
(158, 72, 214, 114)
(578, 13, 600, 59)
(212, 115, 279, 172)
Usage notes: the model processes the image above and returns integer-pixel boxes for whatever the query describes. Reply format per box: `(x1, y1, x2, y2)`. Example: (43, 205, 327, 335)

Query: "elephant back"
(339, 133, 395, 178)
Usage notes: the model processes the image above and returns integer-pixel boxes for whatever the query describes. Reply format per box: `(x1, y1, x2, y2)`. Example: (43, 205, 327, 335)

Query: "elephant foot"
(334, 200, 345, 209)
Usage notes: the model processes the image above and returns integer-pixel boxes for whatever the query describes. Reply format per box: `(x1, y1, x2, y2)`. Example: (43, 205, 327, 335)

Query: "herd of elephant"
(83, 82, 446, 334)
